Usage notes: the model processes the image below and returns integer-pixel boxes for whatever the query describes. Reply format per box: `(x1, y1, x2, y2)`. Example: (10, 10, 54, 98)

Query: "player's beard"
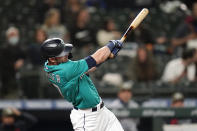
(58, 56, 68, 62)
(48, 55, 68, 65)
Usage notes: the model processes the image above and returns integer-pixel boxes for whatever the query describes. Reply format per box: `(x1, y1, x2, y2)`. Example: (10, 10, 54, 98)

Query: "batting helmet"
(41, 38, 73, 59)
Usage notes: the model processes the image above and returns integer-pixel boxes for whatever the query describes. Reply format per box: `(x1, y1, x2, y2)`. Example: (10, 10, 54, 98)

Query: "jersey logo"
(47, 73, 61, 83)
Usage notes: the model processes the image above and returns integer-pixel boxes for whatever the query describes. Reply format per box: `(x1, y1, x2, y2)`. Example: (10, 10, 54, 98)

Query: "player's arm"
(73, 40, 122, 76)
(91, 46, 111, 64)
(85, 40, 122, 71)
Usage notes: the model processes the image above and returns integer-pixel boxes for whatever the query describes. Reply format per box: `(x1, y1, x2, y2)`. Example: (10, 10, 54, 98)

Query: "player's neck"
(48, 59, 68, 65)
(48, 61, 59, 65)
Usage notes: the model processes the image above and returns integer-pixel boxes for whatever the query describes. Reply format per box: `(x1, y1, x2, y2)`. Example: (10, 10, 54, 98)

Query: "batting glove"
(107, 40, 122, 50)
(110, 40, 123, 57)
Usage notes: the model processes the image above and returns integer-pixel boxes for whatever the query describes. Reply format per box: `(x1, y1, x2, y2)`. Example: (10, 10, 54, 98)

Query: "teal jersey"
(44, 59, 100, 109)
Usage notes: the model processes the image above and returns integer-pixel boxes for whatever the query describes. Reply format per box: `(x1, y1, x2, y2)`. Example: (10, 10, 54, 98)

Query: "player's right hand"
(109, 40, 123, 58)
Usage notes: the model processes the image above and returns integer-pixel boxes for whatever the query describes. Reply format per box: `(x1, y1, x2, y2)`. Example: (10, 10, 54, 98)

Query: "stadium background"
(0, 0, 197, 131)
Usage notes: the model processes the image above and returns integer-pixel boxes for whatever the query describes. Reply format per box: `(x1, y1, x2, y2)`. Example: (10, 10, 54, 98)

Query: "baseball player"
(41, 38, 124, 131)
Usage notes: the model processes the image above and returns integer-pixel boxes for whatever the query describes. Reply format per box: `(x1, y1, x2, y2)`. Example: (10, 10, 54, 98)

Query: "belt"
(74, 101, 104, 112)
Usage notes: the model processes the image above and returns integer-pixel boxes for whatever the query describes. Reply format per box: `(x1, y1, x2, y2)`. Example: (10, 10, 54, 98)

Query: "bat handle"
(109, 36, 126, 58)
(120, 37, 125, 43)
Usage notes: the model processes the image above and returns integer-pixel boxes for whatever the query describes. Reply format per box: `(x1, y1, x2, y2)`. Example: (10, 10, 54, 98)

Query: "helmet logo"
(46, 43, 58, 47)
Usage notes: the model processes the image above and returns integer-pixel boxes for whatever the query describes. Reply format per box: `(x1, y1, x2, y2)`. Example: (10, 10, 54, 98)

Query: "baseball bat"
(110, 8, 149, 58)
(120, 8, 149, 43)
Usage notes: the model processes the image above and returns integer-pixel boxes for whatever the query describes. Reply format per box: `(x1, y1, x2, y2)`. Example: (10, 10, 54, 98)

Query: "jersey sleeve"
(72, 59, 89, 77)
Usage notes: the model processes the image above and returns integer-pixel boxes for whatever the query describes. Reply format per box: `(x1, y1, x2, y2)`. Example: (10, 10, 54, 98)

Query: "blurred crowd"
(0, 0, 197, 99)
(0, 107, 37, 131)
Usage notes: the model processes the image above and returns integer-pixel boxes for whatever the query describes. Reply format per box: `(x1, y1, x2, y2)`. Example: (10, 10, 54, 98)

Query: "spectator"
(110, 82, 139, 131)
(127, 23, 154, 51)
(106, 0, 132, 8)
(25, 28, 48, 99)
(63, 0, 83, 29)
(184, 49, 197, 82)
(37, 0, 62, 23)
(28, 28, 47, 66)
(0, 27, 25, 98)
(172, 2, 197, 51)
(127, 46, 158, 82)
(0, 107, 37, 131)
(42, 8, 69, 41)
(165, 92, 192, 125)
(85, 0, 105, 8)
(154, 35, 171, 55)
(171, 92, 184, 108)
(162, 49, 196, 84)
(97, 18, 121, 46)
(70, 9, 97, 53)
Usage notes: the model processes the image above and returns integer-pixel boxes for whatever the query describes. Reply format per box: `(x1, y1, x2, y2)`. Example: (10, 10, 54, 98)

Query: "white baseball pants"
(70, 106, 124, 131)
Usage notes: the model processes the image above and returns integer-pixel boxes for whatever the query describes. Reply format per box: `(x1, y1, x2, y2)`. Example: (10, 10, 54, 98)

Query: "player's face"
(54, 56, 68, 64)
(48, 55, 68, 65)
(2, 116, 15, 125)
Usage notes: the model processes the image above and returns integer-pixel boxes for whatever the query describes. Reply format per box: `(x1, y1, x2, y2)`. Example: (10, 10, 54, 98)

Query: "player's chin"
(62, 55, 69, 61)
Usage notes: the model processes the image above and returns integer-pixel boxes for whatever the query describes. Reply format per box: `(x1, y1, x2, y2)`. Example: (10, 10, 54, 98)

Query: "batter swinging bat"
(110, 8, 149, 58)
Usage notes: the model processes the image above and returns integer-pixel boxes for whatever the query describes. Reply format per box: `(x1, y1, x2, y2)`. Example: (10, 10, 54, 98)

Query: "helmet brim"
(56, 44, 73, 57)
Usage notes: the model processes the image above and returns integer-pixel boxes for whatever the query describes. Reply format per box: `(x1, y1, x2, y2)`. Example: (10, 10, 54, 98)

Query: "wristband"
(85, 56, 97, 69)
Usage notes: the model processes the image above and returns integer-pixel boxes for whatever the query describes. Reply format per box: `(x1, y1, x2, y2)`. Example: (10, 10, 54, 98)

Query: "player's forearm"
(91, 40, 123, 64)
(91, 46, 111, 64)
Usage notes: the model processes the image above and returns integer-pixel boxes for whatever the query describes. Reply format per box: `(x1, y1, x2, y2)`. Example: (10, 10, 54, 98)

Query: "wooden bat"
(110, 8, 149, 58)
(120, 8, 149, 43)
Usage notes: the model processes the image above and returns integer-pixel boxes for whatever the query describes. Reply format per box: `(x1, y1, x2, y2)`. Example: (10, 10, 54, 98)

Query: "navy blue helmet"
(41, 38, 73, 59)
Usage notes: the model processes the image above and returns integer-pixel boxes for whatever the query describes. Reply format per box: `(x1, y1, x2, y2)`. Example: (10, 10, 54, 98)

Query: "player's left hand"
(110, 40, 123, 58)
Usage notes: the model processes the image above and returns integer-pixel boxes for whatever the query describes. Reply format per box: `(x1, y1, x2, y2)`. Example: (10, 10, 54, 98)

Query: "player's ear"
(48, 57, 56, 62)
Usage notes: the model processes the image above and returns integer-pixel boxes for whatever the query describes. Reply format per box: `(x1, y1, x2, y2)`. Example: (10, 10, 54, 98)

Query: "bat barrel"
(120, 8, 149, 43)
(109, 8, 149, 58)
